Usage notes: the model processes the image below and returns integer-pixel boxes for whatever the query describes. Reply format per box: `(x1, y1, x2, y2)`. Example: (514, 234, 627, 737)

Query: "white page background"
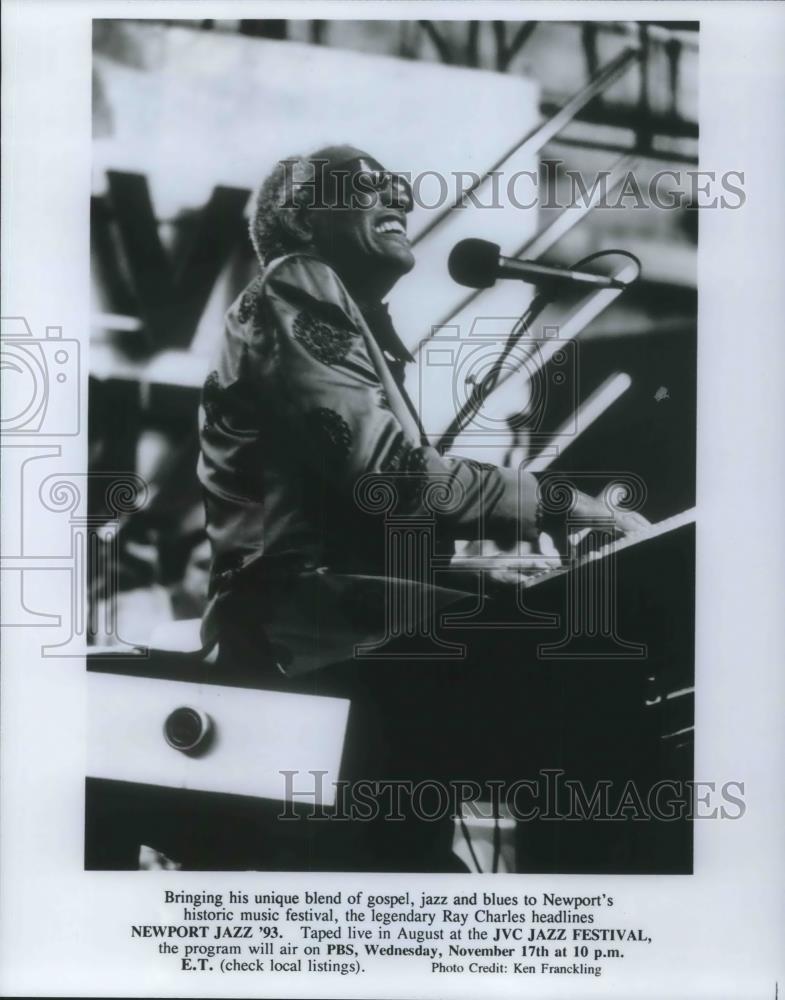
(1, 2, 784, 998)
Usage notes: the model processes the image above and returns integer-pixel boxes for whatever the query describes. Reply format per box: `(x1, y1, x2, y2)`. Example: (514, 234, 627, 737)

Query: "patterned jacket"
(197, 254, 539, 673)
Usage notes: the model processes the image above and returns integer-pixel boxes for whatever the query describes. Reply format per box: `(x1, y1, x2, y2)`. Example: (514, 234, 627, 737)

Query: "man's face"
(310, 162, 415, 297)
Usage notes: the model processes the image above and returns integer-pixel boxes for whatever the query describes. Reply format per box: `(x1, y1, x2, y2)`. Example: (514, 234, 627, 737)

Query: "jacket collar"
(359, 300, 415, 366)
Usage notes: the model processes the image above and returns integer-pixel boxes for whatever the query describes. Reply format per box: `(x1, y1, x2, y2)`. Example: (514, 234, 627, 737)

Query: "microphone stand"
(435, 249, 640, 455)
(435, 289, 553, 455)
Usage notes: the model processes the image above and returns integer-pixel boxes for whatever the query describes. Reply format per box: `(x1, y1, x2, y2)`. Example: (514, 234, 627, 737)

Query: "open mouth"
(374, 215, 407, 238)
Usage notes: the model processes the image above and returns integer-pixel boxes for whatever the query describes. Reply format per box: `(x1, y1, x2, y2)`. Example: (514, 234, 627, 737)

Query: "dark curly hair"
(249, 156, 316, 265)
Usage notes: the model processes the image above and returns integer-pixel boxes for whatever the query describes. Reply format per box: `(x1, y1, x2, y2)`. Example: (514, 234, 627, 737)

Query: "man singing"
(195, 145, 646, 870)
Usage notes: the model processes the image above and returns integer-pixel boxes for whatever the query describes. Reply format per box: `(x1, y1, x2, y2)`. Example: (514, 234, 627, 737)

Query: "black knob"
(163, 707, 213, 754)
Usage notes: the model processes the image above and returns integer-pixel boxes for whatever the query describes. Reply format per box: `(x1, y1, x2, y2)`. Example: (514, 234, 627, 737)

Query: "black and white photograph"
(84, 15, 699, 875)
(1, 2, 784, 998)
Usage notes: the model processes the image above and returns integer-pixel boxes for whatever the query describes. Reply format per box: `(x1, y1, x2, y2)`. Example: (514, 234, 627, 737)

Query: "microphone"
(448, 238, 629, 290)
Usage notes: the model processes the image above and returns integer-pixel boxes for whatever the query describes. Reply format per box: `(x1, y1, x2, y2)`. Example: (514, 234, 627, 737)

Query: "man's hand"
(453, 483, 651, 583)
(454, 537, 557, 585)
(572, 489, 651, 537)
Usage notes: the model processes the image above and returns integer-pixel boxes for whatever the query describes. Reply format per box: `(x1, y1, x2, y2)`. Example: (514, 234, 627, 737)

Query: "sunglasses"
(320, 157, 414, 212)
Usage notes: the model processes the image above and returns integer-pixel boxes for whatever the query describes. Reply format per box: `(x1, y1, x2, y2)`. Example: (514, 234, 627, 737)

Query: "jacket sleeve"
(251, 256, 540, 544)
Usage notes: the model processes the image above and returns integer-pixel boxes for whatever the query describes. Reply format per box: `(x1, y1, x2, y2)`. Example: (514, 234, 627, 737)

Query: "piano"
(85, 510, 695, 874)
(439, 509, 696, 874)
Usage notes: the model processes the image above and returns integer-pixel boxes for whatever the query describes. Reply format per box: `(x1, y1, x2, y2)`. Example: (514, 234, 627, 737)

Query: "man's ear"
(278, 201, 314, 250)
(277, 157, 318, 251)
